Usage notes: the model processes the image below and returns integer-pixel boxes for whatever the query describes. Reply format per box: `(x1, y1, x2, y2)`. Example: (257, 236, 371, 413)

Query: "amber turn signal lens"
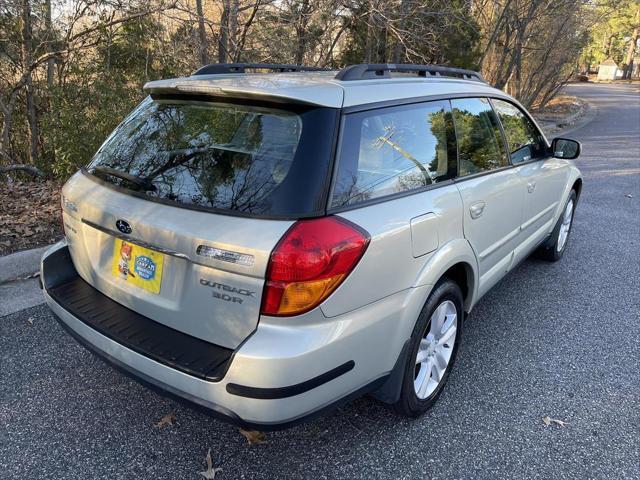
(261, 217, 369, 316)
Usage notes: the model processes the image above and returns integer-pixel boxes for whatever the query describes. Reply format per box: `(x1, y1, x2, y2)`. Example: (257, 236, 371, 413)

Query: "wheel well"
(572, 178, 583, 201)
(442, 262, 473, 311)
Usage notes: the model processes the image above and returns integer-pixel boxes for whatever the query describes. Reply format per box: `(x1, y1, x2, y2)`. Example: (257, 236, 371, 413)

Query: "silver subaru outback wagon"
(41, 63, 582, 430)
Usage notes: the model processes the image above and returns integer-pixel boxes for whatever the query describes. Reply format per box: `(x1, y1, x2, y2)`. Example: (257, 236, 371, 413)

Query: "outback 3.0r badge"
(200, 278, 256, 304)
(115, 219, 132, 234)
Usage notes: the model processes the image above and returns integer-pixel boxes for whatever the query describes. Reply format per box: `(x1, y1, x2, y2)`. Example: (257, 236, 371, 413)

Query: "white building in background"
(597, 58, 618, 80)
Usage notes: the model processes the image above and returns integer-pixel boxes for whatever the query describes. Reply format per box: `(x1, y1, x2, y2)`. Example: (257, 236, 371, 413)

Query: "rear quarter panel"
(322, 183, 465, 318)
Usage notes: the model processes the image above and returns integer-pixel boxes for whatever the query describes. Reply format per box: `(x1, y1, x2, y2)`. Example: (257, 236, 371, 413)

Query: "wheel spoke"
(439, 325, 456, 346)
(413, 300, 459, 399)
(430, 303, 447, 335)
(416, 348, 430, 364)
(439, 313, 456, 339)
(563, 201, 573, 223)
(434, 350, 448, 372)
(431, 359, 443, 382)
(417, 360, 433, 397)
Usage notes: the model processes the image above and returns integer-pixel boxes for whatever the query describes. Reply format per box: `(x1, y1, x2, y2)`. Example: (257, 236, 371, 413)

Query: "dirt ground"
(0, 181, 63, 256)
(531, 95, 589, 135)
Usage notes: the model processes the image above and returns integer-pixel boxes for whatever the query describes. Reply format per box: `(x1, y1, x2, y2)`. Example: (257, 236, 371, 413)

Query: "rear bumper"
(42, 241, 420, 429)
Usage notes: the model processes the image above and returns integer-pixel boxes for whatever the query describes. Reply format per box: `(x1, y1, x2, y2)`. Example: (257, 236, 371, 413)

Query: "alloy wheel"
(557, 199, 574, 252)
(413, 300, 458, 399)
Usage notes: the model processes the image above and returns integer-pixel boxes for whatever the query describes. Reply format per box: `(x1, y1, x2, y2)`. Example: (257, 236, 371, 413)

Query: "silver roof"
(143, 71, 506, 108)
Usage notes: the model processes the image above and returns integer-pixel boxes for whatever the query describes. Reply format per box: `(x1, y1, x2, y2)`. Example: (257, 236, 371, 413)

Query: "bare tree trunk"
(606, 34, 614, 58)
(234, 0, 262, 62)
(229, 0, 239, 60)
(364, 5, 375, 63)
(623, 8, 639, 79)
(195, 0, 209, 65)
(294, 0, 311, 64)
(21, 0, 38, 165)
(392, 0, 407, 63)
(0, 100, 15, 160)
(45, 0, 54, 87)
(218, 0, 230, 63)
(479, 0, 512, 69)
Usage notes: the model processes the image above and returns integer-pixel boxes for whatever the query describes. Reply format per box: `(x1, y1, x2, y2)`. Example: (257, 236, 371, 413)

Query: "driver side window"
(491, 98, 547, 164)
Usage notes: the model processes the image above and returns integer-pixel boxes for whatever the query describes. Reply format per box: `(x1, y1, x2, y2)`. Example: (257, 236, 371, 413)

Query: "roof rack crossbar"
(334, 63, 485, 83)
(193, 63, 330, 76)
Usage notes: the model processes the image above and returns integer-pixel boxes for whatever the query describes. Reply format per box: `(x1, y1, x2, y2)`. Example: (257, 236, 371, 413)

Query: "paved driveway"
(1, 82, 639, 480)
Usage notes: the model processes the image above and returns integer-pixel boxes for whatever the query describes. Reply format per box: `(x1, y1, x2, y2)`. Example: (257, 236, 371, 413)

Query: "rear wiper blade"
(92, 166, 156, 191)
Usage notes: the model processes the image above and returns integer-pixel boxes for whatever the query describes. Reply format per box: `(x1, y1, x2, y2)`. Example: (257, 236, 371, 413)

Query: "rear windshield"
(86, 96, 337, 218)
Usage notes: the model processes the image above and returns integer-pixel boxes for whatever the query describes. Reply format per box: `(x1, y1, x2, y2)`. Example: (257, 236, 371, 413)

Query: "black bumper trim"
(42, 246, 233, 381)
(51, 311, 384, 431)
(226, 361, 355, 399)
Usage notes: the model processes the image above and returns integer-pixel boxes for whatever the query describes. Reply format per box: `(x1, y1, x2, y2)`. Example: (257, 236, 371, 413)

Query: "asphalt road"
(1, 82, 639, 480)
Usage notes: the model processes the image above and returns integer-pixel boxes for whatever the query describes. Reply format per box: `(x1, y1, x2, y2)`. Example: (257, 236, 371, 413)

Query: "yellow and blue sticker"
(112, 239, 164, 294)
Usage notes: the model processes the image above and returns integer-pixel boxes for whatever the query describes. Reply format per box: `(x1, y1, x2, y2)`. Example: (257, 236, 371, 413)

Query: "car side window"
(451, 97, 508, 176)
(331, 100, 456, 207)
(491, 98, 547, 164)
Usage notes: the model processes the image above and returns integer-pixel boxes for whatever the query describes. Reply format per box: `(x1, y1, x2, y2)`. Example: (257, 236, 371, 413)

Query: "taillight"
(261, 217, 370, 316)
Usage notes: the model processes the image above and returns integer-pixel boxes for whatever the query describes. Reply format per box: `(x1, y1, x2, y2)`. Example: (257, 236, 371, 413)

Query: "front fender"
(552, 163, 582, 226)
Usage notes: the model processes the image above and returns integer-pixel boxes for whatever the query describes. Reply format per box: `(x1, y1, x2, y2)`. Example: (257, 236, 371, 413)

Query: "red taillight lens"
(261, 217, 370, 316)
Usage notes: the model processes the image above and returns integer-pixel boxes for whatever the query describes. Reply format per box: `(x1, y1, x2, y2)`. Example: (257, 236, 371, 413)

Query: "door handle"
(527, 181, 537, 193)
(470, 201, 485, 219)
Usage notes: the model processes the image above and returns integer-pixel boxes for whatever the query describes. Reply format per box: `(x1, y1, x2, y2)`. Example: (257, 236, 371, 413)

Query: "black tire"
(536, 190, 577, 262)
(393, 279, 463, 418)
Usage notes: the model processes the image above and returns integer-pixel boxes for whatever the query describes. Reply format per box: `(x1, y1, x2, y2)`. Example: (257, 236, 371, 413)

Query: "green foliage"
(2, 0, 619, 182)
(41, 71, 145, 178)
(583, 0, 639, 67)
(39, 10, 186, 178)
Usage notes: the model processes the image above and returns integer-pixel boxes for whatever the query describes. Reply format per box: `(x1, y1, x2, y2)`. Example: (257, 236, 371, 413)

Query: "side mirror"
(551, 138, 581, 160)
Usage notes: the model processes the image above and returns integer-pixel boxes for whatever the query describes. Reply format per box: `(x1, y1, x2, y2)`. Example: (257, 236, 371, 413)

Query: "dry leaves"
(0, 180, 64, 256)
(26, 317, 34, 326)
(153, 411, 176, 428)
(624, 193, 633, 198)
(239, 429, 267, 445)
(199, 448, 222, 479)
(542, 415, 569, 427)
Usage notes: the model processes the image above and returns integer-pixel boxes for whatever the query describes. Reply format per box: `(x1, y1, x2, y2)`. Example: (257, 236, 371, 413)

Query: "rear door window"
(331, 100, 457, 208)
(451, 97, 508, 176)
(491, 98, 547, 163)
(86, 96, 337, 218)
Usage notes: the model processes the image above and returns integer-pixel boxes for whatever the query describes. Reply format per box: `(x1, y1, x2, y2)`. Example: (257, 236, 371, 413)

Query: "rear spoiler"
(143, 76, 343, 108)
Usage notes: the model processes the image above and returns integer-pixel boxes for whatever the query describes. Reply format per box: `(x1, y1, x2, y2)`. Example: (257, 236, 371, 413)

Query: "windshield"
(86, 97, 337, 217)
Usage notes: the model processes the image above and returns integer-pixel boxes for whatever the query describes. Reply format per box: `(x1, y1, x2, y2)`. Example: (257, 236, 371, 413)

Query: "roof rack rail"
(193, 63, 330, 76)
(335, 63, 485, 83)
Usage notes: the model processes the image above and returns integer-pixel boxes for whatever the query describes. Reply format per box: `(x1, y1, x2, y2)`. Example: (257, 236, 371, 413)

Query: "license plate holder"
(111, 239, 164, 294)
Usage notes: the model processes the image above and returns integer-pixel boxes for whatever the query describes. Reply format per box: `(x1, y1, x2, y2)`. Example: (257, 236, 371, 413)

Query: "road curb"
(553, 98, 598, 137)
(536, 96, 597, 139)
(0, 245, 50, 284)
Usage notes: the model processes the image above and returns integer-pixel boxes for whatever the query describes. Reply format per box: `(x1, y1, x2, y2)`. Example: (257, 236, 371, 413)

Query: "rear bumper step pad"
(43, 246, 233, 381)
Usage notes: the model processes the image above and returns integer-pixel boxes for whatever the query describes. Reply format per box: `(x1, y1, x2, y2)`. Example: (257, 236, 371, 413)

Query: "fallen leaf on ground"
(0, 180, 64, 256)
(542, 415, 569, 427)
(239, 428, 267, 445)
(199, 448, 222, 479)
(26, 317, 34, 326)
(153, 411, 176, 428)
(624, 193, 633, 198)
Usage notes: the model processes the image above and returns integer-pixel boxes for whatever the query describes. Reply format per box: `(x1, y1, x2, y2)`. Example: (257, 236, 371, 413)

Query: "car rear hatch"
(60, 94, 338, 349)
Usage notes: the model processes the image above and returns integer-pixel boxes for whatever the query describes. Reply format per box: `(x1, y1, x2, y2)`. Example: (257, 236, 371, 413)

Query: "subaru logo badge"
(116, 219, 132, 234)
